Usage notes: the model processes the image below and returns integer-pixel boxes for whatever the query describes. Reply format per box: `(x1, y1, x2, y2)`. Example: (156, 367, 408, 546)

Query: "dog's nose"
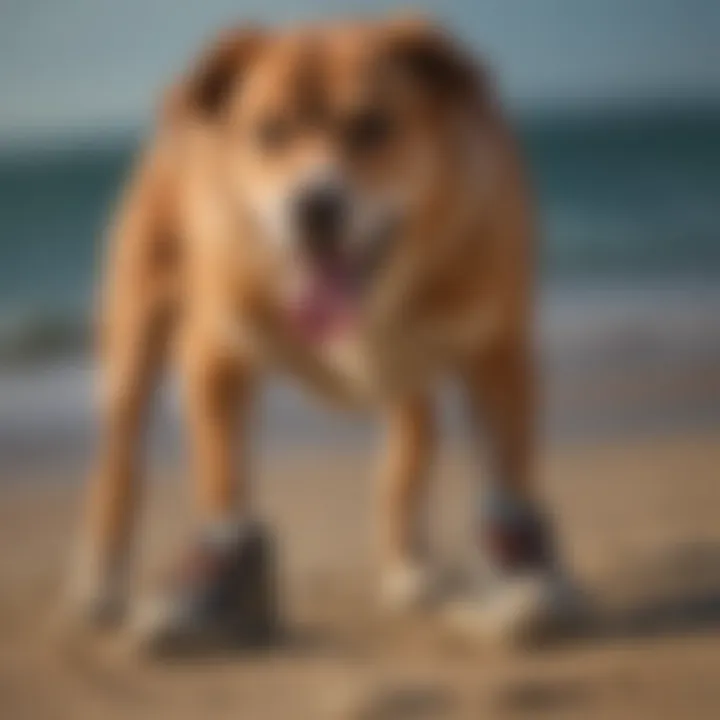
(295, 185, 346, 256)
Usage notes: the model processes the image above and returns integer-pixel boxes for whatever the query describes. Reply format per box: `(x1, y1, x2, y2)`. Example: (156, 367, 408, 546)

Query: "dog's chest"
(253, 321, 442, 405)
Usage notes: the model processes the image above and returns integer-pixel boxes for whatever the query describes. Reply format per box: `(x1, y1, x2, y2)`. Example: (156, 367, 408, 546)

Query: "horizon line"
(2, 96, 719, 158)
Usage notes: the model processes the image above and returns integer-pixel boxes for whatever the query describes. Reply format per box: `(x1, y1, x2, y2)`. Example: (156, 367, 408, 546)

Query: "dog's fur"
(76, 16, 538, 619)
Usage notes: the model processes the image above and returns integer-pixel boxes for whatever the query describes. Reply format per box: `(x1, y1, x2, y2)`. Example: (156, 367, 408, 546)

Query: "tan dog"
(72, 16, 569, 646)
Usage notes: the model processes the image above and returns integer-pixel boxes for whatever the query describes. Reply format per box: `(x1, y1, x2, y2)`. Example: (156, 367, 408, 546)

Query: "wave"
(0, 309, 90, 364)
(1, 281, 719, 368)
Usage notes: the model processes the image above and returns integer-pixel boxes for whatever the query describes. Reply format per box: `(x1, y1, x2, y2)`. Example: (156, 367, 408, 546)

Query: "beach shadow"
(62, 543, 720, 666)
(587, 541, 720, 642)
(136, 622, 348, 666)
(357, 682, 455, 720)
(493, 677, 596, 716)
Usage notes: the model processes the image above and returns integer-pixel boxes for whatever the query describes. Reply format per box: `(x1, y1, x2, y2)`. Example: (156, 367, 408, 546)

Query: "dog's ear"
(163, 26, 265, 122)
(382, 16, 491, 111)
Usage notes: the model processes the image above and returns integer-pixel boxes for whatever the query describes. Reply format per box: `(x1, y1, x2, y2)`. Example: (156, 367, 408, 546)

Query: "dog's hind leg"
(70, 293, 169, 627)
(375, 394, 437, 610)
(69, 156, 177, 627)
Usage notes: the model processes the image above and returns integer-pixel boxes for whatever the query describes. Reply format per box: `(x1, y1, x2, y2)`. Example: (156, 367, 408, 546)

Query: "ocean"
(0, 108, 719, 361)
(1, 107, 720, 470)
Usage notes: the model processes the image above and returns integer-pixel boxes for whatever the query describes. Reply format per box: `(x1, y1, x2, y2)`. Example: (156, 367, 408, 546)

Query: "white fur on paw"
(64, 551, 128, 629)
(65, 577, 127, 628)
(443, 573, 577, 644)
(378, 562, 434, 612)
(130, 595, 192, 651)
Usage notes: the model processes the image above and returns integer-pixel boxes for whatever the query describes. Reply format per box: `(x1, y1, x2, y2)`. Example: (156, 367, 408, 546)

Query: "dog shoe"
(132, 521, 278, 655)
(443, 492, 583, 644)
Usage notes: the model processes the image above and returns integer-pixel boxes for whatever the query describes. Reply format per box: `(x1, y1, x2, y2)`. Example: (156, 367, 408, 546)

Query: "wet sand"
(2, 433, 720, 719)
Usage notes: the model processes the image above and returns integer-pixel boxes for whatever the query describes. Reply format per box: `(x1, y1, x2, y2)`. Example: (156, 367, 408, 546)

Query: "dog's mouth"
(287, 255, 359, 342)
(285, 219, 399, 343)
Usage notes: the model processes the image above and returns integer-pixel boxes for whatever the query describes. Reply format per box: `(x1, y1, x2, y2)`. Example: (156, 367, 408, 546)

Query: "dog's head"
(170, 17, 490, 340)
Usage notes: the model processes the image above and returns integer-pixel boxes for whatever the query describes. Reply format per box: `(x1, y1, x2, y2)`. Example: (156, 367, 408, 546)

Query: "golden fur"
(76, 16, 537, 616)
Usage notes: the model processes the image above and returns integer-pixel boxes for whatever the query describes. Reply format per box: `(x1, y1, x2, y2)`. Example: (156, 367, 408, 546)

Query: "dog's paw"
(378, 561, 436, 612)
(130, 596, 206, 655)
(131, 524, 278, 656)
(64, 579, 128, 630)
(441, 572, 584, 646)
(64, 554, 129, 630)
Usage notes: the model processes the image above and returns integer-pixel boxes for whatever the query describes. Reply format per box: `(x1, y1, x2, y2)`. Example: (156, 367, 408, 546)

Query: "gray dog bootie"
(444, 488, 580, 644)
(133, 521, 278, 655)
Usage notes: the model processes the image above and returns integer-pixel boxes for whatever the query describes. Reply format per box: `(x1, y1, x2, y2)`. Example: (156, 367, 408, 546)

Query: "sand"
(1, 432, 720, 719)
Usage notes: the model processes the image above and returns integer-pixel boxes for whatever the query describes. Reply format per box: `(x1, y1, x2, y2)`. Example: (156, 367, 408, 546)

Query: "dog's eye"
(255, 116, 292, 152)
(344, 109, 393, 154)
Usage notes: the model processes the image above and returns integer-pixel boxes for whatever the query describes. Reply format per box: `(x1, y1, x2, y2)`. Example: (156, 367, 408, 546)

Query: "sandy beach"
(2, 287, 720, 719)
(2, 433, 720, 718)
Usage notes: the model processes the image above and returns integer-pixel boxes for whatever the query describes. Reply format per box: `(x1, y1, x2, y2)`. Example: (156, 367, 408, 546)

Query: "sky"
(1, 0, 719, 142)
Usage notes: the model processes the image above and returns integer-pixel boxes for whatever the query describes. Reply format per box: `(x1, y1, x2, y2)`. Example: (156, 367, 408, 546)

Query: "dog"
(70, 15, 572, 648)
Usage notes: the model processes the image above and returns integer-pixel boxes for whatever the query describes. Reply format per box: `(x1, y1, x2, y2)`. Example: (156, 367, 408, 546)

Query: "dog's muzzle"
(294, 183, 347, 263)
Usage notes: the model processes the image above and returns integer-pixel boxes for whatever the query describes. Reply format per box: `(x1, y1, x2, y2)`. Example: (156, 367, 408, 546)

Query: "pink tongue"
(289, 266, 355, 341)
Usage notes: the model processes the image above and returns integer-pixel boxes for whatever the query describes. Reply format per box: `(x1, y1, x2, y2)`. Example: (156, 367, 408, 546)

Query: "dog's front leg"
(376, 394, 437, 610)
(182, 340, 255, 530)
(465, 341, 537, 507)
(446, 341, 577, 642)
(133, 336, 276, 652)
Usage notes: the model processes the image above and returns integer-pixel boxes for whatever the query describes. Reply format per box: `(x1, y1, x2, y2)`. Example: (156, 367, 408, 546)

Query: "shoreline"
(2, 279, 719, 484)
